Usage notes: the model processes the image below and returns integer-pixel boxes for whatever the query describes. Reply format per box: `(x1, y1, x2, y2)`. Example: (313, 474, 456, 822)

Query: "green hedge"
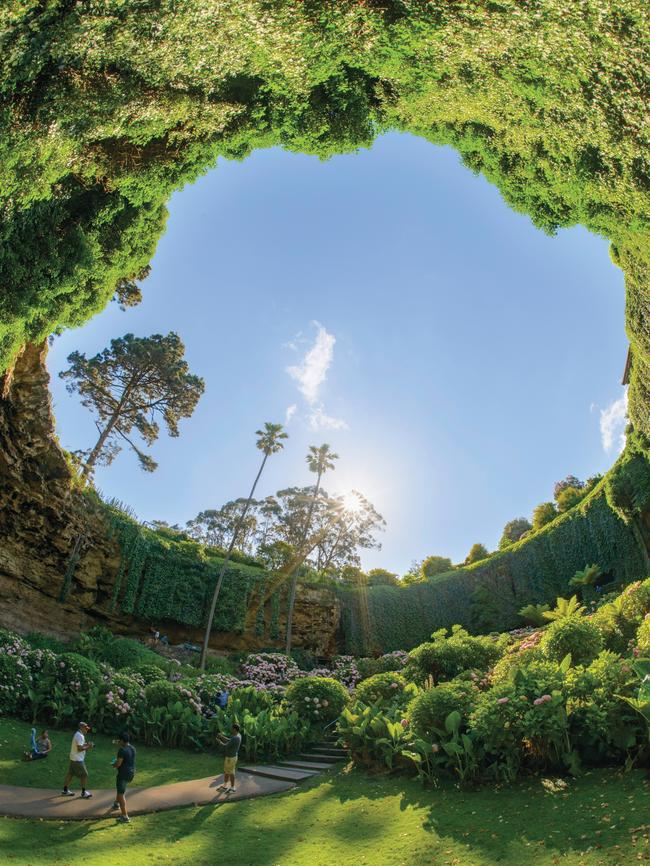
(340, 479, 649, 654)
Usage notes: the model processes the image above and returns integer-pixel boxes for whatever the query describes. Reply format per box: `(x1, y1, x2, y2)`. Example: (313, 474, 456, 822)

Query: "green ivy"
(340, 481, 648, 654)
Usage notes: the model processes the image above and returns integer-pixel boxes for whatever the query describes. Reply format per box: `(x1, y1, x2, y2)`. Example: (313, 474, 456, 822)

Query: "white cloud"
(308, 405, 349, 431)
(286, 324, 336, 405)
(285, 404, 297, 425)
(599, 390, 628, 454)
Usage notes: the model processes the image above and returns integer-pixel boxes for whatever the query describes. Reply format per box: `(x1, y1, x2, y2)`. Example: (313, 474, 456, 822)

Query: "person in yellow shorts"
(217, 723, 241, 793)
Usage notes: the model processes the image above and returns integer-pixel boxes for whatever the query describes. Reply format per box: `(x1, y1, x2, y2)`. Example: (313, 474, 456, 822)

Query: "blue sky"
(46, 132, 629, 575)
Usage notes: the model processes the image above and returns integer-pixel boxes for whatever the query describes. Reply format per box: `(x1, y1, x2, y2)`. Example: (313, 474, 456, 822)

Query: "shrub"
(330, 656, 361, 689)
(241, 653, 301, 689)
(336, 702, 411, 770)
(406, 626, 505, 684)
(636, 617, 650, 655)
(469, 660, 571, 780)
(57, 653, 102, 693)
(408, 680, 478, 739)
(24, 632, 68, 653)
(355, 672, 413, 707)
(230, 685, 276, 715)
(144, 680, 179, 708)
(540, 617, 603, 666)
(285, 677, 349, 724)
(125, 663, 167, 685)
(592, 580, 650, 654)
(0, 653, 31, 715)
(565, 652, 641, 761)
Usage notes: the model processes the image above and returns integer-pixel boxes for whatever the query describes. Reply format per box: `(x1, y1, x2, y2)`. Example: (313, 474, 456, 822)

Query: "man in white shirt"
(61, 721, 94, 798)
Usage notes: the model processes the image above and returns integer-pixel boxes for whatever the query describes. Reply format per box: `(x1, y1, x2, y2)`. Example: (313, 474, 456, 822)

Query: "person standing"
(217, 723, 242, 794)
(112, 731, 136, 823)
(62, 721, 93, 798)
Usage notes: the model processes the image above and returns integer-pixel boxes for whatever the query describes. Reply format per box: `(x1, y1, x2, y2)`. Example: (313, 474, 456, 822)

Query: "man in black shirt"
(112, 731, 136, 823)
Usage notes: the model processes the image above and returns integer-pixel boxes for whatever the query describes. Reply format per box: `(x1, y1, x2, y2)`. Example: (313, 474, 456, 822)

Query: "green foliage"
(531, 502, 558, 531)
(60, 332, 204, 476)
(354, 672, 416, 708)
(636, 619, 650, 655)
(569, 564, 603, 590)
(556, 487, 587, 513)
(336, 702, 412, 771)
(103, 499, 267, 634)
(499, 518, 532, 550)
(540, 617, 603, 666)
(367, 568, 399, 587)
(285, 676, 349, 725)
(465, 543, 489, 565)
(405, 627, 505, 685)
(543, 596, 585, 621)
(124, 664, 167, 685)
(408, 681, 478, 741)
(566, 652, 641, 760)
(143, 680, 180, 709)
(518, 603, 550, 627)
(420, 556, 454, 579)
(469, 659, 575, 781)
(340, 484, 646, 653)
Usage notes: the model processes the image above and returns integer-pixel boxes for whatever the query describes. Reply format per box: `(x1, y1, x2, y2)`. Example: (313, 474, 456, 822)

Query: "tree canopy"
(59, 332, 204, 476)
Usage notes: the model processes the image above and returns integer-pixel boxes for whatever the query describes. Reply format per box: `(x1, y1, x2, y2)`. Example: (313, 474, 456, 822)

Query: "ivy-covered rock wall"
(0, 344, 341, 655)
(339, 468, 650, 654)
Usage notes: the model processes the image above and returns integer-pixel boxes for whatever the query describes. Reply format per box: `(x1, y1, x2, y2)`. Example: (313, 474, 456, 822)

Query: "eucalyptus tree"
(199, 422, 288, 670)
(59, 332, 204, 478)
(285, 443, 338, 654)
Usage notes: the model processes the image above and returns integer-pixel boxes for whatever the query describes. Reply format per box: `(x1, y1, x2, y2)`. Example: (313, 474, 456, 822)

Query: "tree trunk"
(199, 453, 268, 670)
(285, 474, 322, 654)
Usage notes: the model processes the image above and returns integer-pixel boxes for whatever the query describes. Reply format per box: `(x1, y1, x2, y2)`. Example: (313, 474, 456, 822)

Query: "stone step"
(309, 747, 347, 758)
(278, 759, 334, 771)
(298, 753, 343, 763)
(239, 765, 319, 782)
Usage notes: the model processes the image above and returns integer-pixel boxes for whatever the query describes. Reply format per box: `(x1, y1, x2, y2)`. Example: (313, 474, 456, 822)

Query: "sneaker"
(61, 790, 75, 797)
(118, 815, 130, 823)
(80, 791, 93, 799)
(227, 787, 236, 793)
(217, 783, 227, 791)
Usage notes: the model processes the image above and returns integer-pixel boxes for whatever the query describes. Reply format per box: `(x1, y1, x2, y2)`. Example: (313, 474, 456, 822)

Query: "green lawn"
(1, 765, 649, 865)
(0, 718, 217, 789)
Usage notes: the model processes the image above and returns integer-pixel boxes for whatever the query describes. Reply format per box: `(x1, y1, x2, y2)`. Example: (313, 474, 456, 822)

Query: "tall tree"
(285, 444, 338, 654)
(187, 499, 259, 552)
(60, 332, 204, 478)
(199, 422, 287, 670)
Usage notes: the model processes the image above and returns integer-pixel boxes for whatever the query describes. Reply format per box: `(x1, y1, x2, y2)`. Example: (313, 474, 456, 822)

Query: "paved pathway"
(0, 744, 347, 821)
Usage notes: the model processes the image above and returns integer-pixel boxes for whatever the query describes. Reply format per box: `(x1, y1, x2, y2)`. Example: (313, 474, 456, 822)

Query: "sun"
(342, 491, 363, 513)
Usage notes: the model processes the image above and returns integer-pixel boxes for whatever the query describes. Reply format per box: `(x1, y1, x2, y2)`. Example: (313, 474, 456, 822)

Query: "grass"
(0, 765, 649, 865)
(0, 718, 216, 789)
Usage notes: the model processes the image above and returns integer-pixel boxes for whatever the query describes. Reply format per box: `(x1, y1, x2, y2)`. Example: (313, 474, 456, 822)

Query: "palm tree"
(284, 443, 338, 654)
(199, 422, 288, 670)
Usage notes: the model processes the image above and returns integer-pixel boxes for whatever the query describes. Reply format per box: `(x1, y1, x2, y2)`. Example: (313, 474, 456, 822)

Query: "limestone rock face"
(0, 344, 342, 656)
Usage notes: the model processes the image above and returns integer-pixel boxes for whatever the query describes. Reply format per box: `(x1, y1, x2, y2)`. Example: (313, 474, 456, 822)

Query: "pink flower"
(400, 719, 409, 728)
(497, 697, 509, 705)
(431, 744, 439, 753)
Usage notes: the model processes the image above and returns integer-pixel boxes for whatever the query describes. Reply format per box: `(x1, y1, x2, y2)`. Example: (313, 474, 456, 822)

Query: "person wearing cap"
(111, 731, 136, 823)
(61, 721, 94, 798)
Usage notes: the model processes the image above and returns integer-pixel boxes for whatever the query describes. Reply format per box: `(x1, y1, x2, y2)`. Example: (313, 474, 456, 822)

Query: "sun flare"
(342, 491, 363, 513)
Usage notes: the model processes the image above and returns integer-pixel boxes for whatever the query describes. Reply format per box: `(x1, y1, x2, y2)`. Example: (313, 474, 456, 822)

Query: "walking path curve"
(0, 744, 346, 821)
(0, 771, 294, 820)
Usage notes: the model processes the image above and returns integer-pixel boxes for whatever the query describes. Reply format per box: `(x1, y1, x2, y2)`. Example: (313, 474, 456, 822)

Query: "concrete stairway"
(240, 740, 347, 784)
